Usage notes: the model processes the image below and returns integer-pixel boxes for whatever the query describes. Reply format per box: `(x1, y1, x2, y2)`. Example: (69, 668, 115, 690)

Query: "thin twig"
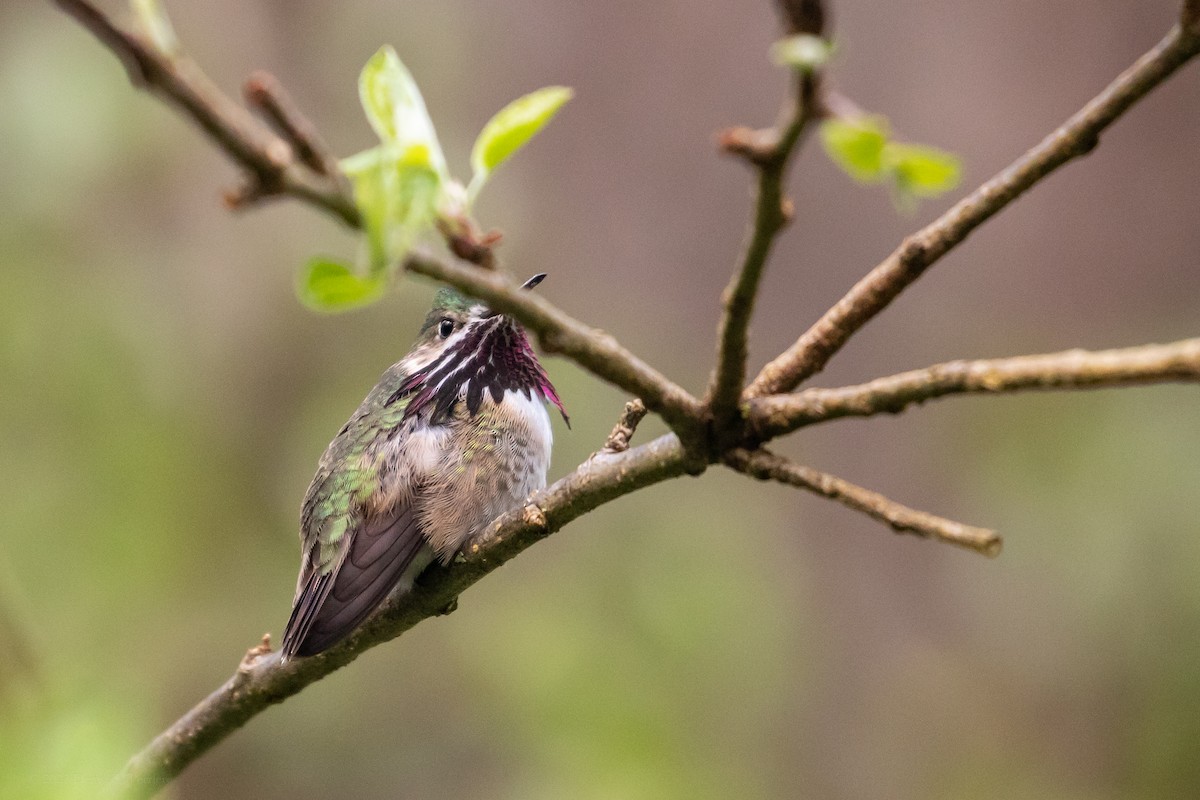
(773, 0, 826, 36)
(746, 20, 1200, 398)
(111, 434, 689, 799)
(602, 399, 649, 453)
(243, 70, 341, 179)
(54, 0, 705, 447)
(706, 73, 818, 437)
(726, 448, 1001, 556)
(54, 0, 359, 226)
(748, 337, 1200, 438)
(50, 0, 1198, 793)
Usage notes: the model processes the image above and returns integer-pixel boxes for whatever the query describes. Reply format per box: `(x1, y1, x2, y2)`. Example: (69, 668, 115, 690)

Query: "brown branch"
(726, 448, 1001, 556)
(1186, 0, 1200, 33)
(111, 433, 691, 799)
(774, 0, 827, 36)
(403, 252, 706, 447)
(748, 337, 1200, 439)
(746, 20, 1200, 398)
(51, 0, 1194, 793)
(706, 72, 819, 439)
(53, 0, 705, 448)
(602, 399, 649, 453)
(54, 0, 360, 226)
(243, 70, 341, 179)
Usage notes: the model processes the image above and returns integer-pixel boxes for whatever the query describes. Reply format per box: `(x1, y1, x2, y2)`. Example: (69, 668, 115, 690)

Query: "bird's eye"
(438, 319, 455, 339)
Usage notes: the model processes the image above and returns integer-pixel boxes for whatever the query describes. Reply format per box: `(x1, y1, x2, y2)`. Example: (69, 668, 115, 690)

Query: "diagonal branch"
(54, 0, 360, 226)
(726, 448, 1001, 556)
(706, 72, 819, 435)
(54, 0, 706, 448)
(403, 253, 705, 443)
(748, 337, 1200, 438)
(746, 18, 1200, 398)
(52, 0, 1198, 795)
(111, 433, 691, 799)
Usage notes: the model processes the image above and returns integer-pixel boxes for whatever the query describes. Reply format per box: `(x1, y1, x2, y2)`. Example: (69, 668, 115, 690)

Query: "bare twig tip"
(243, 71, 271, 103)
(603, 398, 649, 453)
(223, 182, 262, 210)
(238, 633, 273, 674)
(717, 126, 779, 165)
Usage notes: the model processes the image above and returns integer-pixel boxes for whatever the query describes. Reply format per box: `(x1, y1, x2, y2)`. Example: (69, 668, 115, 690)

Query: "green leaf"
(820, 116, 889, 182)
(342, 146, 442, 271)
(357, 46, 446, 177)
(342, 148, 392, 268)
(388, 156, 441, 249)
(297, 258, 386, 312)
(469, 86, 573, 199)
(883, 142, 962, 197)
(769, 34, 833, 72)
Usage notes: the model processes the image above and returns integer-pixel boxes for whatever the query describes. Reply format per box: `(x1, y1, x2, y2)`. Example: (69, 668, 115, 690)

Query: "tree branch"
(746, 19, 1200, 398)
(53, 0, 360, 226)
(243, 70, 342, 178)
(403, 252, 706, 445)
(50, 0, 1198, 794)
(111, 433, 691, 799)
(53, 0, 707, 449)
(748, 337, 1200, 438)
(706, 72, 819, 437)
(726, 448, 1001, 556)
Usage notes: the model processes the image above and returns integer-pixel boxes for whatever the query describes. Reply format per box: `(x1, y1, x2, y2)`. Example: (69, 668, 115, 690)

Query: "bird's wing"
(281, 366, 431, 659)
(281, 500, 428, 658)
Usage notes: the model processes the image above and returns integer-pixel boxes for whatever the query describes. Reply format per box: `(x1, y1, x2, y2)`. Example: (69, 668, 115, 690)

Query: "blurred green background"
(2, 1, 1199, 797)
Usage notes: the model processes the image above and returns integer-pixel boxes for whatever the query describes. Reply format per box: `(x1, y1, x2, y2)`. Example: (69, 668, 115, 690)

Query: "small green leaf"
(883, 142, 962, 197)
(342, 148, 394, 269)
(820, 116, 889, 182)
(388, 156, 441, 249)
(297, 258, 386, 312)
(358, 46, 446, 176)
(469, 86, 573, 199)
(342, 146, 442, 271)
(770, 34, 833, 72)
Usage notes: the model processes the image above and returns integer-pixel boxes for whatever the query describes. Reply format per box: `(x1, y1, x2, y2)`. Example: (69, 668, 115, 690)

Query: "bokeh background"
(2, 1, 1199, 797)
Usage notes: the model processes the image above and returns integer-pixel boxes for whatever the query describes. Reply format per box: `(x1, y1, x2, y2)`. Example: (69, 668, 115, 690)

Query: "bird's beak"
(521, 273, 547, 290)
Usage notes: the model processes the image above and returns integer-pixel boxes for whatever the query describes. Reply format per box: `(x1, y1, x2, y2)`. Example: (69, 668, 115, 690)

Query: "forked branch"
(46, 0, 1200, 796)
(53, 0, 360, 224)
(747, 19, 1200, 397)
(56, 0, 708, 445)
(707, 71, 819, 436)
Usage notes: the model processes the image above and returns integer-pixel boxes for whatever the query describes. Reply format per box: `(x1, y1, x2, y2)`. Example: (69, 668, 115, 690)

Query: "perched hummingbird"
(281, 275, 567, 659)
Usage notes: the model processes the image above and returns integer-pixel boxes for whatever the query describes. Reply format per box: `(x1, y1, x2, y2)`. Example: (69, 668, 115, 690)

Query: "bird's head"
(400, 274, 567, 423)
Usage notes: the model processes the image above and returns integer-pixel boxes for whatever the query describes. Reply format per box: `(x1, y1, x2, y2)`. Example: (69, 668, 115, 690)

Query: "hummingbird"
(281, 275, 567, 659)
